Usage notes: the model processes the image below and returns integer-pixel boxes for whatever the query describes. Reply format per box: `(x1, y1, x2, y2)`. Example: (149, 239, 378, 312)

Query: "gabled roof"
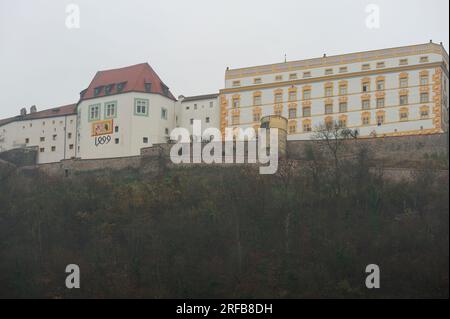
(81, 63, 176, 101)
(181, 93, 219, 102)
(0, 104, 77, 128)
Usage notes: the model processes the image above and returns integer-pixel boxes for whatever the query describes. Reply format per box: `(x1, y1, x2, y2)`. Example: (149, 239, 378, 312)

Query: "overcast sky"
(0, 0, 448, 119)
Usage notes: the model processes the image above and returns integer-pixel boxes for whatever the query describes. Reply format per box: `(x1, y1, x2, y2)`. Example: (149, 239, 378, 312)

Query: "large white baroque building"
(0, 42, 448, 164)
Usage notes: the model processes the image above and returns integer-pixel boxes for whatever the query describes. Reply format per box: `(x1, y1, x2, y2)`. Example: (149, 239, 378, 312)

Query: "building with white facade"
(0, 42, 448, 164)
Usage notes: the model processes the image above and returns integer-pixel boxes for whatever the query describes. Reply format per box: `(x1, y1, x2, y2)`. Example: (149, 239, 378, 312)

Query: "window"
(209, 101, 214, 108)
(185, 106, 190, 110)
(362, 113, 370, 125)
(338, 117, 347, 128)
(303, 106, 311, 117)
(135, 99, 149, 116)
(143, 137, 149, 144)
(69, 144, 74, 150)
(253, 94, 262, 106)
(89, 104, 101, 121)
(420, 56, 429, 63)
(161, 108, 168, 120)
(117, 82, 126, 92)
(232, 80, 241, 87)
(288, 90, 297, 102)
(274, 93, 283, 103)
(420, 106, 430, 119)
(376, 62, 385, 68)
(303, 120, 312, 132)
(275, 75, 283, 81)
(399, 58, 408, 66)
(325, 103, 333, 114)
(253, 112, 261, 122)
(105, 84, 115, 95)
(339, 102, 347, 113)
(40, 148, 45, 153)
(420, 75, 429, 86)
(420, 92, 429, 103)
(376, 80, 385, 91)
(362, 99, 371, 110)
(303, 71, 311, 78)
(254, 78, 262, 84)
(339, 85, 347, 95)
(165, 128, 169, 135)
(232, 114, 240, 125)
(53, 134, 57, 141)
(325, 86, 333, 97)
(94, 86, 103, 96)
(232, 97, 240, 108)
(144, 82, 152, 92)
(105, 101, 117, 118)
(362, 82, 370, 92)
(40, 137, 45, 142)
(289, 108, 297, 119)
(194, 104, 198, 110)
(289, 73, 297, 80)
(400, 95, 408, 106)
(376, 98, 385, 108)
(68, 133, 72, 139)
(303, 89, 311, 100)
(399, 108, 408, 121)
(362, 64, 370, 70)
(205, 117, 210, 123)
(325, 69, 333, 75)
(274, 109, 282, 116)
(377, 113, 385, 126)
(114, 138, 119, 144)
(25, 138, 30, 144)
(190, 118, 194, 125)
(400, 77, 408, 88)
(51, 146, 56, 152)
(339, 67, 348, 73)
(288, 122, 297, 134)
(115, 126, 119, 133)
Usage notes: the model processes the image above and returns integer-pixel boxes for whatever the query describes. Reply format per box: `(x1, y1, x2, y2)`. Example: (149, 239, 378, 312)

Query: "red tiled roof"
(0, 104, 77, 128)
(81, 63, 176, 101)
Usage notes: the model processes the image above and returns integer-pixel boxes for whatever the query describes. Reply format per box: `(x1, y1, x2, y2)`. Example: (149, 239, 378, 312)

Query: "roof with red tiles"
(0, 104, 77, 128)
(80, 63, 176, 101)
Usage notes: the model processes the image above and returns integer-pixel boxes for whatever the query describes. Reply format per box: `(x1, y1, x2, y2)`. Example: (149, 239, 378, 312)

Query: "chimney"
(30, 105, 37, 113)
(178, 95, 185, 101)
(20, 108, 27, 116)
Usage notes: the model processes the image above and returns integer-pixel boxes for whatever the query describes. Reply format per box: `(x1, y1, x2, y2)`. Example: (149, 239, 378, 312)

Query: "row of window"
(231, 56, 430, 87)
(88, 99, 169, 121)
(233, 76, 430, 108)
(39, 144, 75, 153)
(189, 117, 211, 125)
(26, 132, 73, 145)
(185, 101, 214, 111)
(236, 108, 430, 134)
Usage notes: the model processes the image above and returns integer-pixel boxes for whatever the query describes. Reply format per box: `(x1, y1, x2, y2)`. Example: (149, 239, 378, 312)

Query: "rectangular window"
(69, 144, 74, 150)
(399, 59, 408, 66)
(420, 92, 429, 103)
(303, 122, 311, 132)
(339, 67, 348, 73)
(420, 75, 429, 86)
(362, 64, 370, 70)
(289, 91, 297, 102)
(362, 115, 370, 125)
(303, 72, 311, 78)
(253, 113, 261, 122)
(325, 69, 333, 75)
(400, 111, 408, 121)
(25, 138, 30, 144)
(89, 104, 101, 121)
(232, 98, 239, 108)
(275, 93, 283, 103)
(254, 78, 262, 84)
(362, 82, 370, 92)
(105, 101, 117, 118)
(190, 118, 194, 125)
(289, 73, 297, 80)
(40, 148, 45, 153)
(376, 98, 385, 108)
(115, 126, 119, 133)
(53, 134, 57, 141)
(376, 62, 385, 68)
(68, 133, 72, 139)
(115, 138, 120, 144)
(400, 95, 408, 105)
(376, 80, 385, 91)
(325, 87, 333, 97)
(303, 107, 311, 117)
(339, 85, 347, 95)
(232, 80, 241, 87)
(232, 115, 240, 125)
(288, 124, 296, 134)
(209, 101, 214, 108)
(51, 146, 56, 152)
(253, 95, 262, 106)
(325, 104, 333, 114)
(289, 108, 297, 119)
(143, 137, 149, 144)
(421, 109, 429, 118)
(377, 115, 385, 126)
(303, 90, 311, 100)
(400, 78, 408, 88)
(40, 137, 45, 142)
(206, 117, 210, 123)
(339, 102, 347, 113)
(420, 56, 429, 63)
(161, 108, 168, 120)
(362, 100, 371, 110)
(135, 99, 149, 116)
(275, 75, 283, 81)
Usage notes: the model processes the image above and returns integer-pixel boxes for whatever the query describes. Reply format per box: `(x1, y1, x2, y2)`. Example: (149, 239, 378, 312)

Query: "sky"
(0, 0, 448, 119)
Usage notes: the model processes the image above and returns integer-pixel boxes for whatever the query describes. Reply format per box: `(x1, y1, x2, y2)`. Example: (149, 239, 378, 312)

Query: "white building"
(0, 42, 448, 164)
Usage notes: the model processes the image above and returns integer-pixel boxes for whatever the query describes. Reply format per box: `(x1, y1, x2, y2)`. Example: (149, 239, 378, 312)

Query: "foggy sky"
(0, 0, 448, 119)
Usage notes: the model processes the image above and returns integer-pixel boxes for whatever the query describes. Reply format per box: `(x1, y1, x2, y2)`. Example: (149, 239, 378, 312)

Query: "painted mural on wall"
(92, 119, 113, 147)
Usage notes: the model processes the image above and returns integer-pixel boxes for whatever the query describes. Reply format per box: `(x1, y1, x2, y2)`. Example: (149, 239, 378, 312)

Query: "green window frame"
(134, 98, 149, 116)
(88, 104, 101, 122)
(104, 101, 117, 119)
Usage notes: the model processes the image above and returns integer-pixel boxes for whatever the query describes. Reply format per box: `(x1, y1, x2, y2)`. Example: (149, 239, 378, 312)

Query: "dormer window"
(145, 82, 152, 92)
(161, 83, 169, 96)
(105, 84, 115, 95)
(117, 82, 127, 92)
(94, 86, 104, 96)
